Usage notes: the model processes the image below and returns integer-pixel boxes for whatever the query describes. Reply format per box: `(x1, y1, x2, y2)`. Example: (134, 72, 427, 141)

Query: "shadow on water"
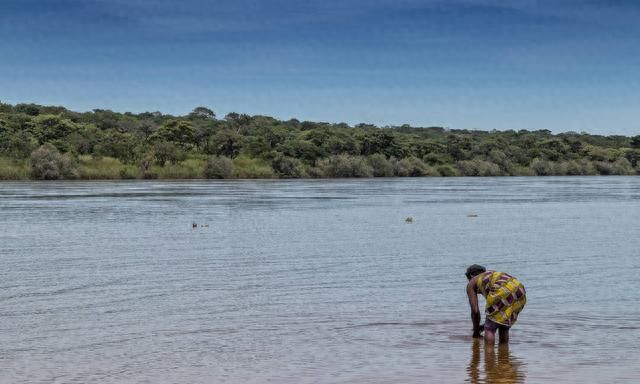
(467, 339, 526, 384)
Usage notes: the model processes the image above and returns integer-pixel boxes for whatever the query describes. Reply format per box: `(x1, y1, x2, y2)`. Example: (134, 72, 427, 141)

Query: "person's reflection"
(467, 339, 525, 384)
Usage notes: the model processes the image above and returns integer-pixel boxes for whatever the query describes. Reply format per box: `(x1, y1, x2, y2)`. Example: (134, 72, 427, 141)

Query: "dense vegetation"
(0, 102, 639, 180)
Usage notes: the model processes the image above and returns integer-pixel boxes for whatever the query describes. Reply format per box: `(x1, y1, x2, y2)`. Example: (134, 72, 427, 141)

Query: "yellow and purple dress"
(476, 271, 526, 327)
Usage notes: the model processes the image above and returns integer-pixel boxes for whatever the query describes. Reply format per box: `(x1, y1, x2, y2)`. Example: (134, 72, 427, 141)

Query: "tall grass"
(0, 157, 30, 180)
(153, 158, 206, 179)
(233, 156, 276, 178)
(77, 155, 132, 179)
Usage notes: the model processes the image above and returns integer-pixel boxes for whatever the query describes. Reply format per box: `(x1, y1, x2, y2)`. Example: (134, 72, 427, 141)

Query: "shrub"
(140, 156, 157, 179)
(318, 155, 373, 178)
(456, 159, 503, 176)
(305, 165, 324, 178)
(392, 157, 409, 176)
(610, 158, 634, 175)
(436, 164, 459, 177)
(595, 158, 634, 175)
(30, 144, 78, 180)
(204, 156, 234, 179)
(272, 154, 304, 178)
(423, 152, 453, 166)
(561, 159, 596, 175)
(531, 158, 553, 176)
(398, 156, 428, 176)
(153, 141, 186, 166)
(119, 167, 137, 179)
(366, 154, 394, 177)
(488, 149, 513, 173)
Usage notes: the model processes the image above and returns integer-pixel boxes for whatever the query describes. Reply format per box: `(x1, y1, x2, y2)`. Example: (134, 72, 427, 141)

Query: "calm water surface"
(1, 177, 639, 383)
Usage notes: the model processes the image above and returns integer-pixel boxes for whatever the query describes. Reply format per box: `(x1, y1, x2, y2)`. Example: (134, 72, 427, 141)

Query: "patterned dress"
(476, 271, 526, 327)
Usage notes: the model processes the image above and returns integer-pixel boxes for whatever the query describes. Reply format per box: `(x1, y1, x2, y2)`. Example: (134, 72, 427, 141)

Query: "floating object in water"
(467, 214, 478, 218)
(202, 224, 209, 228)
(405, 216, 414, 223)
(192, 222, 198, 228)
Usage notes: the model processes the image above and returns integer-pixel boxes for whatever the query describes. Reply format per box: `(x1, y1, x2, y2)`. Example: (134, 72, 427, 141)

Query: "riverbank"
(2, 103, 639, 180)
(1, 154, 638, 180)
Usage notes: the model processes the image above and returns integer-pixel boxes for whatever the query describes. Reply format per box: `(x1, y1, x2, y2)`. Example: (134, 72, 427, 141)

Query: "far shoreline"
(2, 103, 639, 181)
(1, 174, 638, 182)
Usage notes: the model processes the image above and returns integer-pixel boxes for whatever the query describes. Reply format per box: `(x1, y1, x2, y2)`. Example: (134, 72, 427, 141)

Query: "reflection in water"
(467, 340, 525, 384)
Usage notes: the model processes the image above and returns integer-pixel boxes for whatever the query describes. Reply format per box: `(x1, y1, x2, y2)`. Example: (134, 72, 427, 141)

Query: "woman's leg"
(484, 328, 496, 344)
(498, 327, 509, 344)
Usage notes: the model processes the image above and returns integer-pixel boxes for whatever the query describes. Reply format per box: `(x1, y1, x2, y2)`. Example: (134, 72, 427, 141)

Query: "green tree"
(188, 106, 216, 120)
(150, 120, 195, 148)
(361, 131, 402, 157)
(277, 139, 325, 163)
(152, 141, 185, 166)
(95, 130, 139, 163)
(205, 131, 242, 158)
(32, 115, 77, 144)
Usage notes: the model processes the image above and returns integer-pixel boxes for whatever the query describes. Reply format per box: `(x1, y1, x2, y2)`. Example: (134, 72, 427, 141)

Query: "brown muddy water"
(1, 177, 639, 383)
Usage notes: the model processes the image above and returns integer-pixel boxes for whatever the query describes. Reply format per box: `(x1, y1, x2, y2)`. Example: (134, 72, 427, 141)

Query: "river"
(1, 177, 639, 383)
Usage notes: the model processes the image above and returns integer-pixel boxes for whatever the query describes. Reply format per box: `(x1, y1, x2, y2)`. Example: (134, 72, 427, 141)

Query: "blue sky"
(1, 0, 639, 134)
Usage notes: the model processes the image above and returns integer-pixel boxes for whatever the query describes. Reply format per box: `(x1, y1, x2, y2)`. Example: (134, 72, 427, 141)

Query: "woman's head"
(465, 264, 486, 280)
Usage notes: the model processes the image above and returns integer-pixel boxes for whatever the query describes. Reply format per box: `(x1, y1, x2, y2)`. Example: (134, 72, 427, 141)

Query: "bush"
(398, 156, 429, 176)
(318, 155, 373, 177)
(153, 141, 186, 166)
(390, 157, 409, 176)
(456, 159, 503, 176)
(366, 154, 394, 177)
(272, 154, 304, 178)
(119, 167, 138, 179)
(423, 152, 453, 166)
(436, 164, 459, 177)
(561, 159, 596, 175)
(204, 156, 234, 179)
(611, 158, 634, 175)
(30, 144, 78, 180)
(305, 165, 324, 178)
(487, 149, 513, 173)
(531, 158, 554, 176)
(140, 156, 157, 179)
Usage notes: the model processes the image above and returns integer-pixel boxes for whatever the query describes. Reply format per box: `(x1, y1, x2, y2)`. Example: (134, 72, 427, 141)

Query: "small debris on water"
(467, 214, 478, 218)
(405, 216, 414, 223)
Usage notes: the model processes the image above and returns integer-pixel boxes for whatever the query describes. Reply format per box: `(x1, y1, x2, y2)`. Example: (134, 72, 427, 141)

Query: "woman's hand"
(472, 323, 484, 338)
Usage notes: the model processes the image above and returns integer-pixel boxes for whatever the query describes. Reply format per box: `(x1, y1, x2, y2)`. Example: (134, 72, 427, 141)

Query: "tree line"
(1, 102, 639, 180)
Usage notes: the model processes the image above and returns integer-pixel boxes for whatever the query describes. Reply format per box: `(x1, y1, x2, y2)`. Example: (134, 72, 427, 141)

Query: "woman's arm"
(467, 278, 482, 337)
